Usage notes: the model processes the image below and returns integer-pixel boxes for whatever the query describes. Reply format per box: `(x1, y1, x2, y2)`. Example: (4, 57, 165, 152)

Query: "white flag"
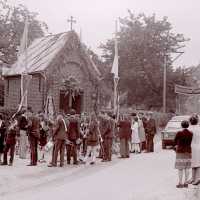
(111, 35, 119, 78)
(18, 18, 29, 58)
(19, 18, 29, 109)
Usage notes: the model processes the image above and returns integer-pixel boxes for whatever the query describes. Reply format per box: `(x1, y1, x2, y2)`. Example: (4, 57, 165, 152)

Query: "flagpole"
(112, 20, 119, 120)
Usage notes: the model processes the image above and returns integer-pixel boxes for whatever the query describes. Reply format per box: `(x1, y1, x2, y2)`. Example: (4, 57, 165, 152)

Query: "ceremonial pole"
(111, 20, 119, 119)
(20, 18, 29, 111)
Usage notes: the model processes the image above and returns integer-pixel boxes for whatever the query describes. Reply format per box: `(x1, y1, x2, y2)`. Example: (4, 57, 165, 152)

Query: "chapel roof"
(3, 31, 101, 78)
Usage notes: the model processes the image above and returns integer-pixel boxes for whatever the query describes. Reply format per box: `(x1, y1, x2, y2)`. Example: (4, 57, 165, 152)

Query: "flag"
(111, 37, 119, 78)
(45, 95, 55, 122)
(18, 18, 29, 58)
(19, 18, 29, 110)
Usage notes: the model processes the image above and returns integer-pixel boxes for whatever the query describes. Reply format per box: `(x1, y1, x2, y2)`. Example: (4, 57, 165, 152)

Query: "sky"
(8, 0, 200, 67)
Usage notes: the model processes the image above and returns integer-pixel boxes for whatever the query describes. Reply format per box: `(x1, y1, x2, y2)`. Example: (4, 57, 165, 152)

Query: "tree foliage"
(100, 10, 189, 111)
(0, 0, 48, 64)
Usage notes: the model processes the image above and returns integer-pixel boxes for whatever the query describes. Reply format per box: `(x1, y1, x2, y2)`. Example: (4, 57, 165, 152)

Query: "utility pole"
(163, 51, 184, 113)
(163, 55, 167, 113)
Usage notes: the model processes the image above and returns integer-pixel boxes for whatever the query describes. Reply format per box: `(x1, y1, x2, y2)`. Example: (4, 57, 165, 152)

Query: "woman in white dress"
(188, 115, 200, 185)
(131, 117, 141, 153)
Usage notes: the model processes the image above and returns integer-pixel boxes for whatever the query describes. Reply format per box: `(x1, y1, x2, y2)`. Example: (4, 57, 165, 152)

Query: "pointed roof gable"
(3, 31, 101, 79)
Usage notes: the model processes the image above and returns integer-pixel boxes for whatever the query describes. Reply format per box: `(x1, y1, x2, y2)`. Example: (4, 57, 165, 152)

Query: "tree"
(100, 10, 189, 111)
(0, 0, 48, 64)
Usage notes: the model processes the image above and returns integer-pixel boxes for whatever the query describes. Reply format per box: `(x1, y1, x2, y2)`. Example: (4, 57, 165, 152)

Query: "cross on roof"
(68, 16, 76, 31)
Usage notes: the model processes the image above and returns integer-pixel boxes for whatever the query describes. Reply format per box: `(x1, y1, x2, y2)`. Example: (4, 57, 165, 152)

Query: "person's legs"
(177, 169, 184, 188)
(72, 143, 78, 164)
(120, 139, 125, 157)
(9, 144, 15, 165)
(29, 138, 34, 165)
(91, 146, 97, 163)
(107, 139, 112, 161)
(3, 144, 9, 165)
(83, 146, 92, 163)
(102, 140, 107, 160)
(19, 130, 28, 159)
(60, 141, 65, 166)
(34, 139, 38, 165)
(150, 137, 154, 152)
(52, 140, 60, 166)
(66, 144, 71, 164)
(124, 139, 129, 157)
(184, 168, 190, 187)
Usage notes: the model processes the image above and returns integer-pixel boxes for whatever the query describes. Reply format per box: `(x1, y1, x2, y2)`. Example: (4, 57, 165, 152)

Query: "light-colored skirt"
(175, 153, 191, 170)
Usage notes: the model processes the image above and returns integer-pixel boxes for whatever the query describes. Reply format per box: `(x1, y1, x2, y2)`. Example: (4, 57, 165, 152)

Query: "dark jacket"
(6, 127, 18, 145)
(118, 120, 132, 140)
(145, 118, 157, 137)
(0, 121, 6, 139)
(67, 117, 80, 141)
(27, 116, 40, 139)
(174, 129, 193, 153)
(53, 118, 67, 140)
(87, 120, 99, 146)
(102, 119, 114, 140)
(18, 115, 28, 130)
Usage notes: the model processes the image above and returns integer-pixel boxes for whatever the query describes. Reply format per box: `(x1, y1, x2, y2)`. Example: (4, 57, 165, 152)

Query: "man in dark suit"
(48, 114, 67, 167)
(101, 113, 114, 162)
(145, 112, 157, 152)
(66, 109, 80, 165)
(26, 108, 40, 166)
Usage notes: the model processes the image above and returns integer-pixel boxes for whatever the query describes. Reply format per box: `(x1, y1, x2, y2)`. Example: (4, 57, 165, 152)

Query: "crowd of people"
(0, 107, 157, 168)
(174, 114, 200, 188)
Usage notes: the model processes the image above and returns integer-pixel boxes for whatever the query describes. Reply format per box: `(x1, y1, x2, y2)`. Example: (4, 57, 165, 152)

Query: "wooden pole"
(163, 55, 167, 113)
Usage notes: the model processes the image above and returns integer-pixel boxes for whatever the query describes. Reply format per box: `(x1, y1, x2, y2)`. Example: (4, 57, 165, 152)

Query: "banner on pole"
(175, 84, 200, 95)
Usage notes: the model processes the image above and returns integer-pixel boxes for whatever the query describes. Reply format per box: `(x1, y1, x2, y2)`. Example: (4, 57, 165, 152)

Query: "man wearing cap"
(145, 112, 157, 152)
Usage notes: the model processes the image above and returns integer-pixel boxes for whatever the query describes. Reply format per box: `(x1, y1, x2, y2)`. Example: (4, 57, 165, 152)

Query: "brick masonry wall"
(4, 75, 44, 112)
(4, 77, 21, 109)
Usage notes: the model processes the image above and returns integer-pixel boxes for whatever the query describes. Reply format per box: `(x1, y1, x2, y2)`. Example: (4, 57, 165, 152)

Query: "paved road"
(0, 139, 199, 200)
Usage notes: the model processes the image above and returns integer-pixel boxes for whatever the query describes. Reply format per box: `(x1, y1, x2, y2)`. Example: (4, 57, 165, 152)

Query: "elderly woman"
(174, 120, 193, 188)
(188, 115, 200, 185)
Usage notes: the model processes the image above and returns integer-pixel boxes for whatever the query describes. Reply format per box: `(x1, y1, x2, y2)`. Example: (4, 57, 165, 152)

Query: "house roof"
(3, 31, 101, 78)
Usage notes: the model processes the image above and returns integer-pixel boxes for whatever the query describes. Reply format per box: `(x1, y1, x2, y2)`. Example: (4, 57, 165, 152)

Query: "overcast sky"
(9, 0, 200, 67)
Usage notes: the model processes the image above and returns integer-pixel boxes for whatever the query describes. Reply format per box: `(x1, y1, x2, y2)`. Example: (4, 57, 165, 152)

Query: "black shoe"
(27, 164, 37, 166)
(1, 163, 8, 166)
(118, 156, 125, 159)
(48, 164, 56, 167)
(8, 162, 13, 166)
(192, 180, 200, 185)
(90, 162, 95, 165)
